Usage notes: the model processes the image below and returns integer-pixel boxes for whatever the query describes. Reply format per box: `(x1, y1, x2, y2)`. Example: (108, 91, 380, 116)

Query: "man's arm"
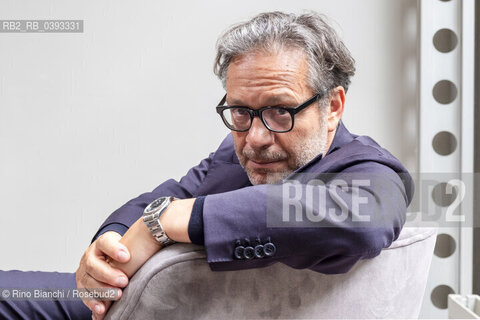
(115, 158, 409, 276)
(200, 161, 408, 273)
(78, 145, 217, 318)
(89, 156, 409, 320)
(108, 198, 195, 278)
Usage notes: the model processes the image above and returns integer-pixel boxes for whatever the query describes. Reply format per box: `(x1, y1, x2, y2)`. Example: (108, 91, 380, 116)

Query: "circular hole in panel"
(439, 0, 451, 2)
(431, 285, 455, 309)
(433, 80, 458, 104)
(432, 182, 458, 207)
(433, 29, 458, 53)
(434, 233, 456, 258)
(432, 131, 457, 156)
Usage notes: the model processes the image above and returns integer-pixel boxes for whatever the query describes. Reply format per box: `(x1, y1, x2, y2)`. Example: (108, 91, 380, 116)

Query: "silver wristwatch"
(142, 196, 177, 247)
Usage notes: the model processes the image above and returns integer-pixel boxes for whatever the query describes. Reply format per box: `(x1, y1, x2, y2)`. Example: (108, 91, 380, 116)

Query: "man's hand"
(108, 219, 163, 278)
(80, 198, 194, 319)
(76, 231, 131, 319)
(109, 198, 195, 278)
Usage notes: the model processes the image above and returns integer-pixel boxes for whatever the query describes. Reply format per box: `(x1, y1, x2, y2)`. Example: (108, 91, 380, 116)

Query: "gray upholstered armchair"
(106, 227, 436, 319)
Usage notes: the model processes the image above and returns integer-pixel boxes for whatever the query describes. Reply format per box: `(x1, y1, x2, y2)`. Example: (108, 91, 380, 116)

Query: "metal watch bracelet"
(142, 196, 177, 247)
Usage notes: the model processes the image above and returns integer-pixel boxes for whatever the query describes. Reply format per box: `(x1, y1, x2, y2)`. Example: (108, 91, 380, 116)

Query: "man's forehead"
(225, 49, 311, 105)
(229, 49, 307, 72)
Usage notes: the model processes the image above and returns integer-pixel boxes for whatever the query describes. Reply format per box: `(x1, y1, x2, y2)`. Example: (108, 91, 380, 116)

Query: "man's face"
(226, 48, 329, 185)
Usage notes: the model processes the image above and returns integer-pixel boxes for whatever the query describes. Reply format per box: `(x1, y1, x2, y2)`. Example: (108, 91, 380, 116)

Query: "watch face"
(145, 197, 168, 214)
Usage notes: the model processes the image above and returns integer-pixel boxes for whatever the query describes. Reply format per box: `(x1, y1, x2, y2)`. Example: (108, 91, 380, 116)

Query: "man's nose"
(245, 117, 275, 149)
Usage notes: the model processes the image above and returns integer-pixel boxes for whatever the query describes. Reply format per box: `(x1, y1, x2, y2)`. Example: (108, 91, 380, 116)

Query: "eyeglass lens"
(222, 107, 292, 132)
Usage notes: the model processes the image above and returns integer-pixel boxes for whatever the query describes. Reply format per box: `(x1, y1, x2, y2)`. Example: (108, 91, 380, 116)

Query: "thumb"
(95, 231, 130, 263)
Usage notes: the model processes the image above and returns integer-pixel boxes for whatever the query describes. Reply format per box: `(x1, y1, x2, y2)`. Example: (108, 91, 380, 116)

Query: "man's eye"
(273, 108, 289, 115)
(232, 108, 249, 116)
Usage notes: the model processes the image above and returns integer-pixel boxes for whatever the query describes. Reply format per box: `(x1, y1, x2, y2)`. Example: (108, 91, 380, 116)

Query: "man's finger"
(84, 297, 104, 318)
(83, 256, 128, 288)
(94, 301, 113, 320)
(87, 292, 117, 318)
(96, 231, 130, 263)
(76, 256, 123, 314)
(80, 276, 122, 314)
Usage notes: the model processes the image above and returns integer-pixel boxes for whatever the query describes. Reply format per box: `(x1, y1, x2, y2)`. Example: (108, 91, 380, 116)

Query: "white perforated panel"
(418, 0, 475, 317)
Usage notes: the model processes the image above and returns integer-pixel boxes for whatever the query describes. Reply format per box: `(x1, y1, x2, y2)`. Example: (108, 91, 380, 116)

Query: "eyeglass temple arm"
(217, 94, 227, 106)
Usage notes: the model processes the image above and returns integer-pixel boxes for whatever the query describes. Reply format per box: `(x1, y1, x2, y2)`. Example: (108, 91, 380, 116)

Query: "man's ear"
(327, 86, 346, 132)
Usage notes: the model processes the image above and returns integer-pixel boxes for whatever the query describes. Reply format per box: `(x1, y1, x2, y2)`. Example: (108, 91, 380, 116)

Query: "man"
(0, 11, 413, 319)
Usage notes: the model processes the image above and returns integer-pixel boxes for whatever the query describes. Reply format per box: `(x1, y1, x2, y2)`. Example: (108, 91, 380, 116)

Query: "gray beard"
(237, 117, 329, 185)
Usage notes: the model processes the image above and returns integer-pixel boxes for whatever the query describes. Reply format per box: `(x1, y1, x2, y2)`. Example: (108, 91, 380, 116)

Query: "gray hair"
(213, 11, 356, 95)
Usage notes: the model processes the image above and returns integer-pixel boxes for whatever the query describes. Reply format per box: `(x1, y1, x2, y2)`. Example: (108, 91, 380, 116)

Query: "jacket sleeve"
(202, 161, 409, 274)
(90, 151, 215, 243)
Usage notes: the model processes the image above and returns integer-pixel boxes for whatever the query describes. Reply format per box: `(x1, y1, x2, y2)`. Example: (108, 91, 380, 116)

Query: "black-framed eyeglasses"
(216, 92, 324, 133)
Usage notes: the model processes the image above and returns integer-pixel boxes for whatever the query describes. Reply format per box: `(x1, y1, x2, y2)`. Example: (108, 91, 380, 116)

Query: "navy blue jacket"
(92, 122, 413, 274)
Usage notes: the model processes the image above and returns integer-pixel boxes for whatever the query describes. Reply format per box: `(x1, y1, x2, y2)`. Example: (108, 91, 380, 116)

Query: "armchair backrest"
(106, 227, 436, 319)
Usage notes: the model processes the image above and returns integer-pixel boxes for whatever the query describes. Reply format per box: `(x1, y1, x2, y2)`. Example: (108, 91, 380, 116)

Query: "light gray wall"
(0, 0, 417, 272)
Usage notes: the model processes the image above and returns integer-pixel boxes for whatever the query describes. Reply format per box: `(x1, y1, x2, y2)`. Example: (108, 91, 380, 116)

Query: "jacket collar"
(325, 120, 356, 156)
(283, 121, 354, 178)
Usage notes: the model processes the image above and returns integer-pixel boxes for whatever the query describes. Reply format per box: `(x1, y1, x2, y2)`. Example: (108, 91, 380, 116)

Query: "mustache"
(242, 148, 288, 163)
